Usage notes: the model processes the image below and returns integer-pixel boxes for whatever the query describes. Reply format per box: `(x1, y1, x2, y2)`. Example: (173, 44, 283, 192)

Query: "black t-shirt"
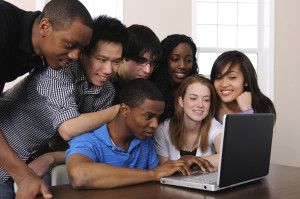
(0, 1, 44, 94)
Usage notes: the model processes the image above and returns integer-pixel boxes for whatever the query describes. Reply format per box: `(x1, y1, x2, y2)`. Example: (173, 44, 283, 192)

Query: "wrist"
(147, 169, 158, 181)
(44, 153, 56, 165)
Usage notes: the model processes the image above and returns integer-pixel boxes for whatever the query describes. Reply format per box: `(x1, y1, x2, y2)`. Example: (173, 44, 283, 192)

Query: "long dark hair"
(150, 34, 199, 123)
(210, 50, 276, 117)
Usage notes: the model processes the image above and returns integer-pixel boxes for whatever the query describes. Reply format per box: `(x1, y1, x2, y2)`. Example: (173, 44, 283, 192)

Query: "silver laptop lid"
(217, 113, 275, 187)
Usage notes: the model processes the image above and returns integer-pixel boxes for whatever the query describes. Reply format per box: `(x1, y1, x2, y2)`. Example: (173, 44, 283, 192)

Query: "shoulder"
(0, 1, 23, 15)
(157, 119, 170, 132)
(209, 118, 223, 133)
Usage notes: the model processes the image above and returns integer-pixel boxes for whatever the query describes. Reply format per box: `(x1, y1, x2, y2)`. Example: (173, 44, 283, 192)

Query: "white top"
(153, 118, 222, 160)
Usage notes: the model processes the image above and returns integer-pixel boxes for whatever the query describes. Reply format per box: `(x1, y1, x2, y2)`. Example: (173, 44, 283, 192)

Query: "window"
(193, 0, 275, 100)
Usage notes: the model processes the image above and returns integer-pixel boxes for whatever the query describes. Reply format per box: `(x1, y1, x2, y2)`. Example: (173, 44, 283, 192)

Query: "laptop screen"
(218, 113, 275, 187)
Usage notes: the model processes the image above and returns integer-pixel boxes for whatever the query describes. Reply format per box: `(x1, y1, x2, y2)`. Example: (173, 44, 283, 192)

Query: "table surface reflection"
(36, 164, 300, 199)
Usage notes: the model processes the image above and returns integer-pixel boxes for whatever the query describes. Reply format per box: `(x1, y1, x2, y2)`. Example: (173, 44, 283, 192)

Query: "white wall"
(271, 0, 300, 167)
(5, 0, 300, 167)
(123, 0, 193, 40)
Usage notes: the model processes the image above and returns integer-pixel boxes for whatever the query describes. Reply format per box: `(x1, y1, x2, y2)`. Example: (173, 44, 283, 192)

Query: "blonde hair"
(169, 75, 216, 152)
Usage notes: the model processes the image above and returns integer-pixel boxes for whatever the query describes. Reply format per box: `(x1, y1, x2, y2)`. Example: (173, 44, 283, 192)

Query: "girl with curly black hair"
(150, 34, 199, 123)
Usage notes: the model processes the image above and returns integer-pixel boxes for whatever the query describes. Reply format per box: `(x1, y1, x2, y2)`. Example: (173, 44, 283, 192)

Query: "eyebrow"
(96, 54, 122, 60)
(189, 93, 210, 98)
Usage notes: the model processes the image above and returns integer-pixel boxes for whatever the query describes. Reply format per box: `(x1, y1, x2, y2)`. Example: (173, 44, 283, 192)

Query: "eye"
(136, 60, 146, 65)
(185, 59, 192, 63)
(215, 76, 222, 80)
(96, 58, 106, 63)
(145, 114, 153, 120)
(229, 76, 236, 80)
(112, 60, 122, 65)
(171, 58, 179, 62)
(67, 42, 77, 49)
(190, 97, 196, 100)
(204, 98, 210, 102)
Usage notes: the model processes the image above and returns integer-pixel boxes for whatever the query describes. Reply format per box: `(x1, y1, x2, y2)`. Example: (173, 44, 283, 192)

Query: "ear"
(178, 96, 184, 108)
(245, 82, 248, 87)
(120, 103, 130, 119)
(39, 18, 52, 37)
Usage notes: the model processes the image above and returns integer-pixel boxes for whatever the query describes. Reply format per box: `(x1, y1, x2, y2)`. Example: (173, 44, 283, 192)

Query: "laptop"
(160, 113, 275, 191)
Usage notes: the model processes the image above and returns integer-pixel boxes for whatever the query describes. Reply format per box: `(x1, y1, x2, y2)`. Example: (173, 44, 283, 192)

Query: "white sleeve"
(208, 118, 223, 148)
(153, 120, 170, 158)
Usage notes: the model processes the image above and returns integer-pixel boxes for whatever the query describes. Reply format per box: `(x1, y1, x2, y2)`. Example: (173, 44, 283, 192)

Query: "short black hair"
(123, 24, 160, 61)
(83, 15, 128, 56)
(119, 79, 164, 109)
(41, 0, 93, 30)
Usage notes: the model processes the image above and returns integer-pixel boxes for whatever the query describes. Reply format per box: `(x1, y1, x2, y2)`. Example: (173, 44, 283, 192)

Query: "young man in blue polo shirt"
(66, 79, 192, 188)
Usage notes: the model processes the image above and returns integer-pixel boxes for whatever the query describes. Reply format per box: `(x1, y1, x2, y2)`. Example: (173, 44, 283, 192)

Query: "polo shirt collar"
(95, 124, 142, 153)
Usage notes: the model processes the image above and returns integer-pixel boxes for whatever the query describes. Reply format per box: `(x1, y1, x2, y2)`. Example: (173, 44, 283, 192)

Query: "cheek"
(186, 64, 193, 73)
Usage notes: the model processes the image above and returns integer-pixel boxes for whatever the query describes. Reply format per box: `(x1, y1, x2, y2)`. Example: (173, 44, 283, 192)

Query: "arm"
(201, 133, 222, 168)
(0, 131, 52, 199)
(28, 151, 66, 178)
(236, 91, 252, 111)
(37, 66, 119, 141)
(66, 153, 190, 189)
(58, 105, 120, 141)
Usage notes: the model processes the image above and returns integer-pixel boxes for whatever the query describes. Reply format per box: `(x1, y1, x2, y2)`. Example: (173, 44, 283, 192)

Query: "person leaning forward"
(0, 0, 93, 199)
(66, 79, 210, 189)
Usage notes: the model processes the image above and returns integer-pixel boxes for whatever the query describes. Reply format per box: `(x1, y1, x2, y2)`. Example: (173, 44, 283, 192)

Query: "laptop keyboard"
(180, 172, 218, 184)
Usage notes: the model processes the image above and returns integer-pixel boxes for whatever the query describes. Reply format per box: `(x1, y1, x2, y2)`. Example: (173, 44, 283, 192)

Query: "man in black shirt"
(0, 0, 93, 199)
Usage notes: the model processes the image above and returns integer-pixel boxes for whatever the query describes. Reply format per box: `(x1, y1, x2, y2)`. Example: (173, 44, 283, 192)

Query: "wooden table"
(36, 164, 300, 199)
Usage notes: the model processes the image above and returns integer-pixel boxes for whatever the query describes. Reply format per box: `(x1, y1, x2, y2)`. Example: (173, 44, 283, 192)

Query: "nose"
(220, 77, 228, 87)
(149, 118, 158, 129)
(68, 48, 80, 61)
(143, 64, 151, 74)
(177, 58, 185, 69)
(102, 62, 113, 75)
(197, 99, 204, 107)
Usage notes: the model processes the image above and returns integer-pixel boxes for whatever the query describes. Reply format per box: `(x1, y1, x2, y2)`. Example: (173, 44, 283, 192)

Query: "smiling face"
(120, 52, 156, 81)
(178, 83, 211, 123)
(81, 41, 123, 86)
(125, 99, 164, 140)
(213, 63, 246, 104)
(167, 42, 193, 85)
(39, 19, 93, 70)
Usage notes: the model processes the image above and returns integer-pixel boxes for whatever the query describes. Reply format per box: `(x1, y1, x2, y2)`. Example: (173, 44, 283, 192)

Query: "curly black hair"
(150, 34, 199, 123)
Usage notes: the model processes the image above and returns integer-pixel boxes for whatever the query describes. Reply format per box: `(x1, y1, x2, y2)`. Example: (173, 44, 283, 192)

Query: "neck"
(184, 116, 201, 134)
(107, 116, 133, 151)
(181, 116, 201, 151)
(31, 16, 42, 56)
(217, 101, 241, 122)
(117, 63, 130, 85)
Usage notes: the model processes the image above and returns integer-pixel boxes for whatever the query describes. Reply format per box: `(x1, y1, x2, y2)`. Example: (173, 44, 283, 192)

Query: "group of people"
(0, 0, 276, 199)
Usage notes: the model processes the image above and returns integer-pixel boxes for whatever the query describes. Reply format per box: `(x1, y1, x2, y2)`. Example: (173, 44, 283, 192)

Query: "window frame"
(192, 0, 275, 101)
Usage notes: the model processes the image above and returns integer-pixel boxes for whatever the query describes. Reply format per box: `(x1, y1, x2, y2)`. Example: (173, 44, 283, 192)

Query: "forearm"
(201, 154, 220, 168)
(58, 105, 119, 140)
(67, 159, 155, 189)
(0, 130, 37, 183)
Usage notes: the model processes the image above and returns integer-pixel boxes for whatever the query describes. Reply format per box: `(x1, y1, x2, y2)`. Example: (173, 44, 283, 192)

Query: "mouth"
(193, 110, 204, 115)
(221, 90, 232, 96)
(145, 132, 154, 137)
(96, 74, 110, 83)
(137, 75, 148, 79)
(174, 72, 186, 79)
(60, 59, 70, 68)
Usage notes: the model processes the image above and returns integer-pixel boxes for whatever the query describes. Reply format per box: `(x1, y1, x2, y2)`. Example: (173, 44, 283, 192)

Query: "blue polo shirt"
(66, 124, 159, 169)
